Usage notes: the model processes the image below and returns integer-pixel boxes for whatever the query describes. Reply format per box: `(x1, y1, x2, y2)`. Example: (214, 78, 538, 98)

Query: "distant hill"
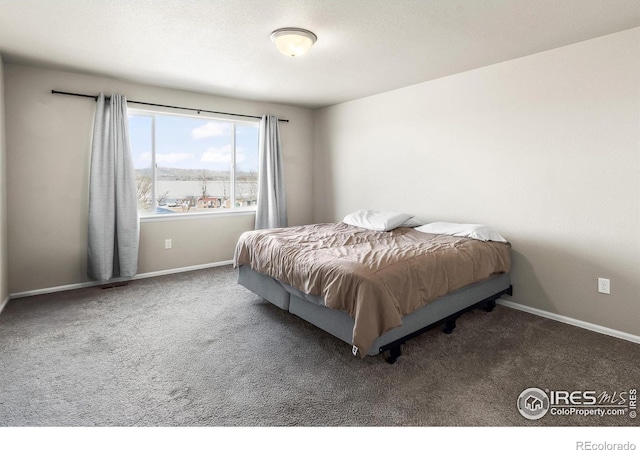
(135, 167, 256, 181)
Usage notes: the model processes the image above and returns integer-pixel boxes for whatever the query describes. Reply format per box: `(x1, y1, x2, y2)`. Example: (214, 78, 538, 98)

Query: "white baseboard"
(8, 260, 234, 300)
(0, 295, 9, 315)
(497, 299, 640, 345)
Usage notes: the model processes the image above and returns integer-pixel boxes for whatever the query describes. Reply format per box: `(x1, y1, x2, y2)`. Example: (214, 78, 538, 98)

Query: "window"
(128, 111, 259, 217)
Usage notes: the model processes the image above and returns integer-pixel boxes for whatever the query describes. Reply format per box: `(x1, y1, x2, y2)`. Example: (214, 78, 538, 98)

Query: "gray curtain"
(88, 93, 139, 281)
(255, 115, 288, 229)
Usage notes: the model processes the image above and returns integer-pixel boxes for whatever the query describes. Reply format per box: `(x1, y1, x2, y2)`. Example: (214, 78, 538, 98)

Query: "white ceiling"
(0, 0, 639, 109)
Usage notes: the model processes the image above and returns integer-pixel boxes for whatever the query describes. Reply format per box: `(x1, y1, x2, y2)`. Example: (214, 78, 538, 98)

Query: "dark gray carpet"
(0, 266, 638, 426)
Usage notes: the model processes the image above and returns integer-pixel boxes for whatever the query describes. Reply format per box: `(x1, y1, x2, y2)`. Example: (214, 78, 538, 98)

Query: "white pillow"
(415, 222, 508, 243)
(400, 217, 426, 228)
(343, 209, 414, 232)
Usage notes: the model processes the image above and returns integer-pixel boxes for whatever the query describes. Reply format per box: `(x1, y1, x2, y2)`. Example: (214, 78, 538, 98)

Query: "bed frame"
(237, 264, 512, 363)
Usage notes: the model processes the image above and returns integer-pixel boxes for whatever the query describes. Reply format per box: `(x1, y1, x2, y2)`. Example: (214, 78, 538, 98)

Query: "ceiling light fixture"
(270, 28, 317, 57)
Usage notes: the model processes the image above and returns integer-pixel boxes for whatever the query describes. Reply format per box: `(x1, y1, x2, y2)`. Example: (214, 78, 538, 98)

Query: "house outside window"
(128, 110, 259, 217)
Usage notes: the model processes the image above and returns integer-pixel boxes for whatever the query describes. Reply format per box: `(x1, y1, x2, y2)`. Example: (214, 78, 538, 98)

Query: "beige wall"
(4, 64, 314, 294)
(313, 28, 640, 336)
(0, 55, 8, 305)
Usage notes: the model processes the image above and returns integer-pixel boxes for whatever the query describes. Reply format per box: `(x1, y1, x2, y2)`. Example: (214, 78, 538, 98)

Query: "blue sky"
(129, 114, 259, 172)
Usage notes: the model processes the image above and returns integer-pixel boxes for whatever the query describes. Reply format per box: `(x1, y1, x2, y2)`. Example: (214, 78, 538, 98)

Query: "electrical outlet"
(165, 239, 172, 249)
(597, 278, 610, 295)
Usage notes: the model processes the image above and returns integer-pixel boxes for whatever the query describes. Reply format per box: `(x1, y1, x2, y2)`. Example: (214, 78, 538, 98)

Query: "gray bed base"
(237, 264, 512, 362)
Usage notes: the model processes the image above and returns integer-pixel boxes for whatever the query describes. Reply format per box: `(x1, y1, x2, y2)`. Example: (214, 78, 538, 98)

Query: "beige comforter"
(233, 222, 511, 357)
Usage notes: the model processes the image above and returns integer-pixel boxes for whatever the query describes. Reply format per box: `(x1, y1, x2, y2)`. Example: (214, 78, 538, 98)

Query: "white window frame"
(128, 108, 260, 221)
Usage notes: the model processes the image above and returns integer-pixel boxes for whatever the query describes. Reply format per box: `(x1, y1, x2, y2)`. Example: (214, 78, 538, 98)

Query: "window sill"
(139, 209, 256, 223)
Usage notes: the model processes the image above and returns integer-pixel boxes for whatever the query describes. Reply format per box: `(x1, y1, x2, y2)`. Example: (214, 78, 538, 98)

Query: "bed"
(233, 215, 512, 363)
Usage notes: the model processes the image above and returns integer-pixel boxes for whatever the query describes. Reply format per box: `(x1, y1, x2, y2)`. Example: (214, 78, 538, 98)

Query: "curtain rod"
(50, 90, 289, 122)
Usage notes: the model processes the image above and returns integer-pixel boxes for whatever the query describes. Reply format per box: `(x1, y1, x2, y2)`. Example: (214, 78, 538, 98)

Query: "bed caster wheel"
(386, 346, 402, 364)
(442, 319, 456, 334)
(484, 299, 496, 312)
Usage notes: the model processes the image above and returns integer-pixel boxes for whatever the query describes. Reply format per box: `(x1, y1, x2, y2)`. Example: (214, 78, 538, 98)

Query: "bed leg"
(484, 299, 496, 312)
(386, 346, 402, 364)
(442, 318, 457, 334)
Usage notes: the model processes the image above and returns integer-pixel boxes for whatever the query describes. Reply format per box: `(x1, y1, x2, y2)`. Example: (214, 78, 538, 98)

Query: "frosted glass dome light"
(270, 28, 317, 57)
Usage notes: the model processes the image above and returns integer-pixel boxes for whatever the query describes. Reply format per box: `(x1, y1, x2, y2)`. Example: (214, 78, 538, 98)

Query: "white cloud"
(201, 145, 246, 164)
(139, 152, 152, 162)
(191, 122, 230, 140)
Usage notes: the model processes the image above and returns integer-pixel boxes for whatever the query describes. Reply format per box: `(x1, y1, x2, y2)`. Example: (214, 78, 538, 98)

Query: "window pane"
(129, 115, 154, 215)
(235, 125, 259, 208)
(154, 115, 233, 213)
(189, 118, 233, 210)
